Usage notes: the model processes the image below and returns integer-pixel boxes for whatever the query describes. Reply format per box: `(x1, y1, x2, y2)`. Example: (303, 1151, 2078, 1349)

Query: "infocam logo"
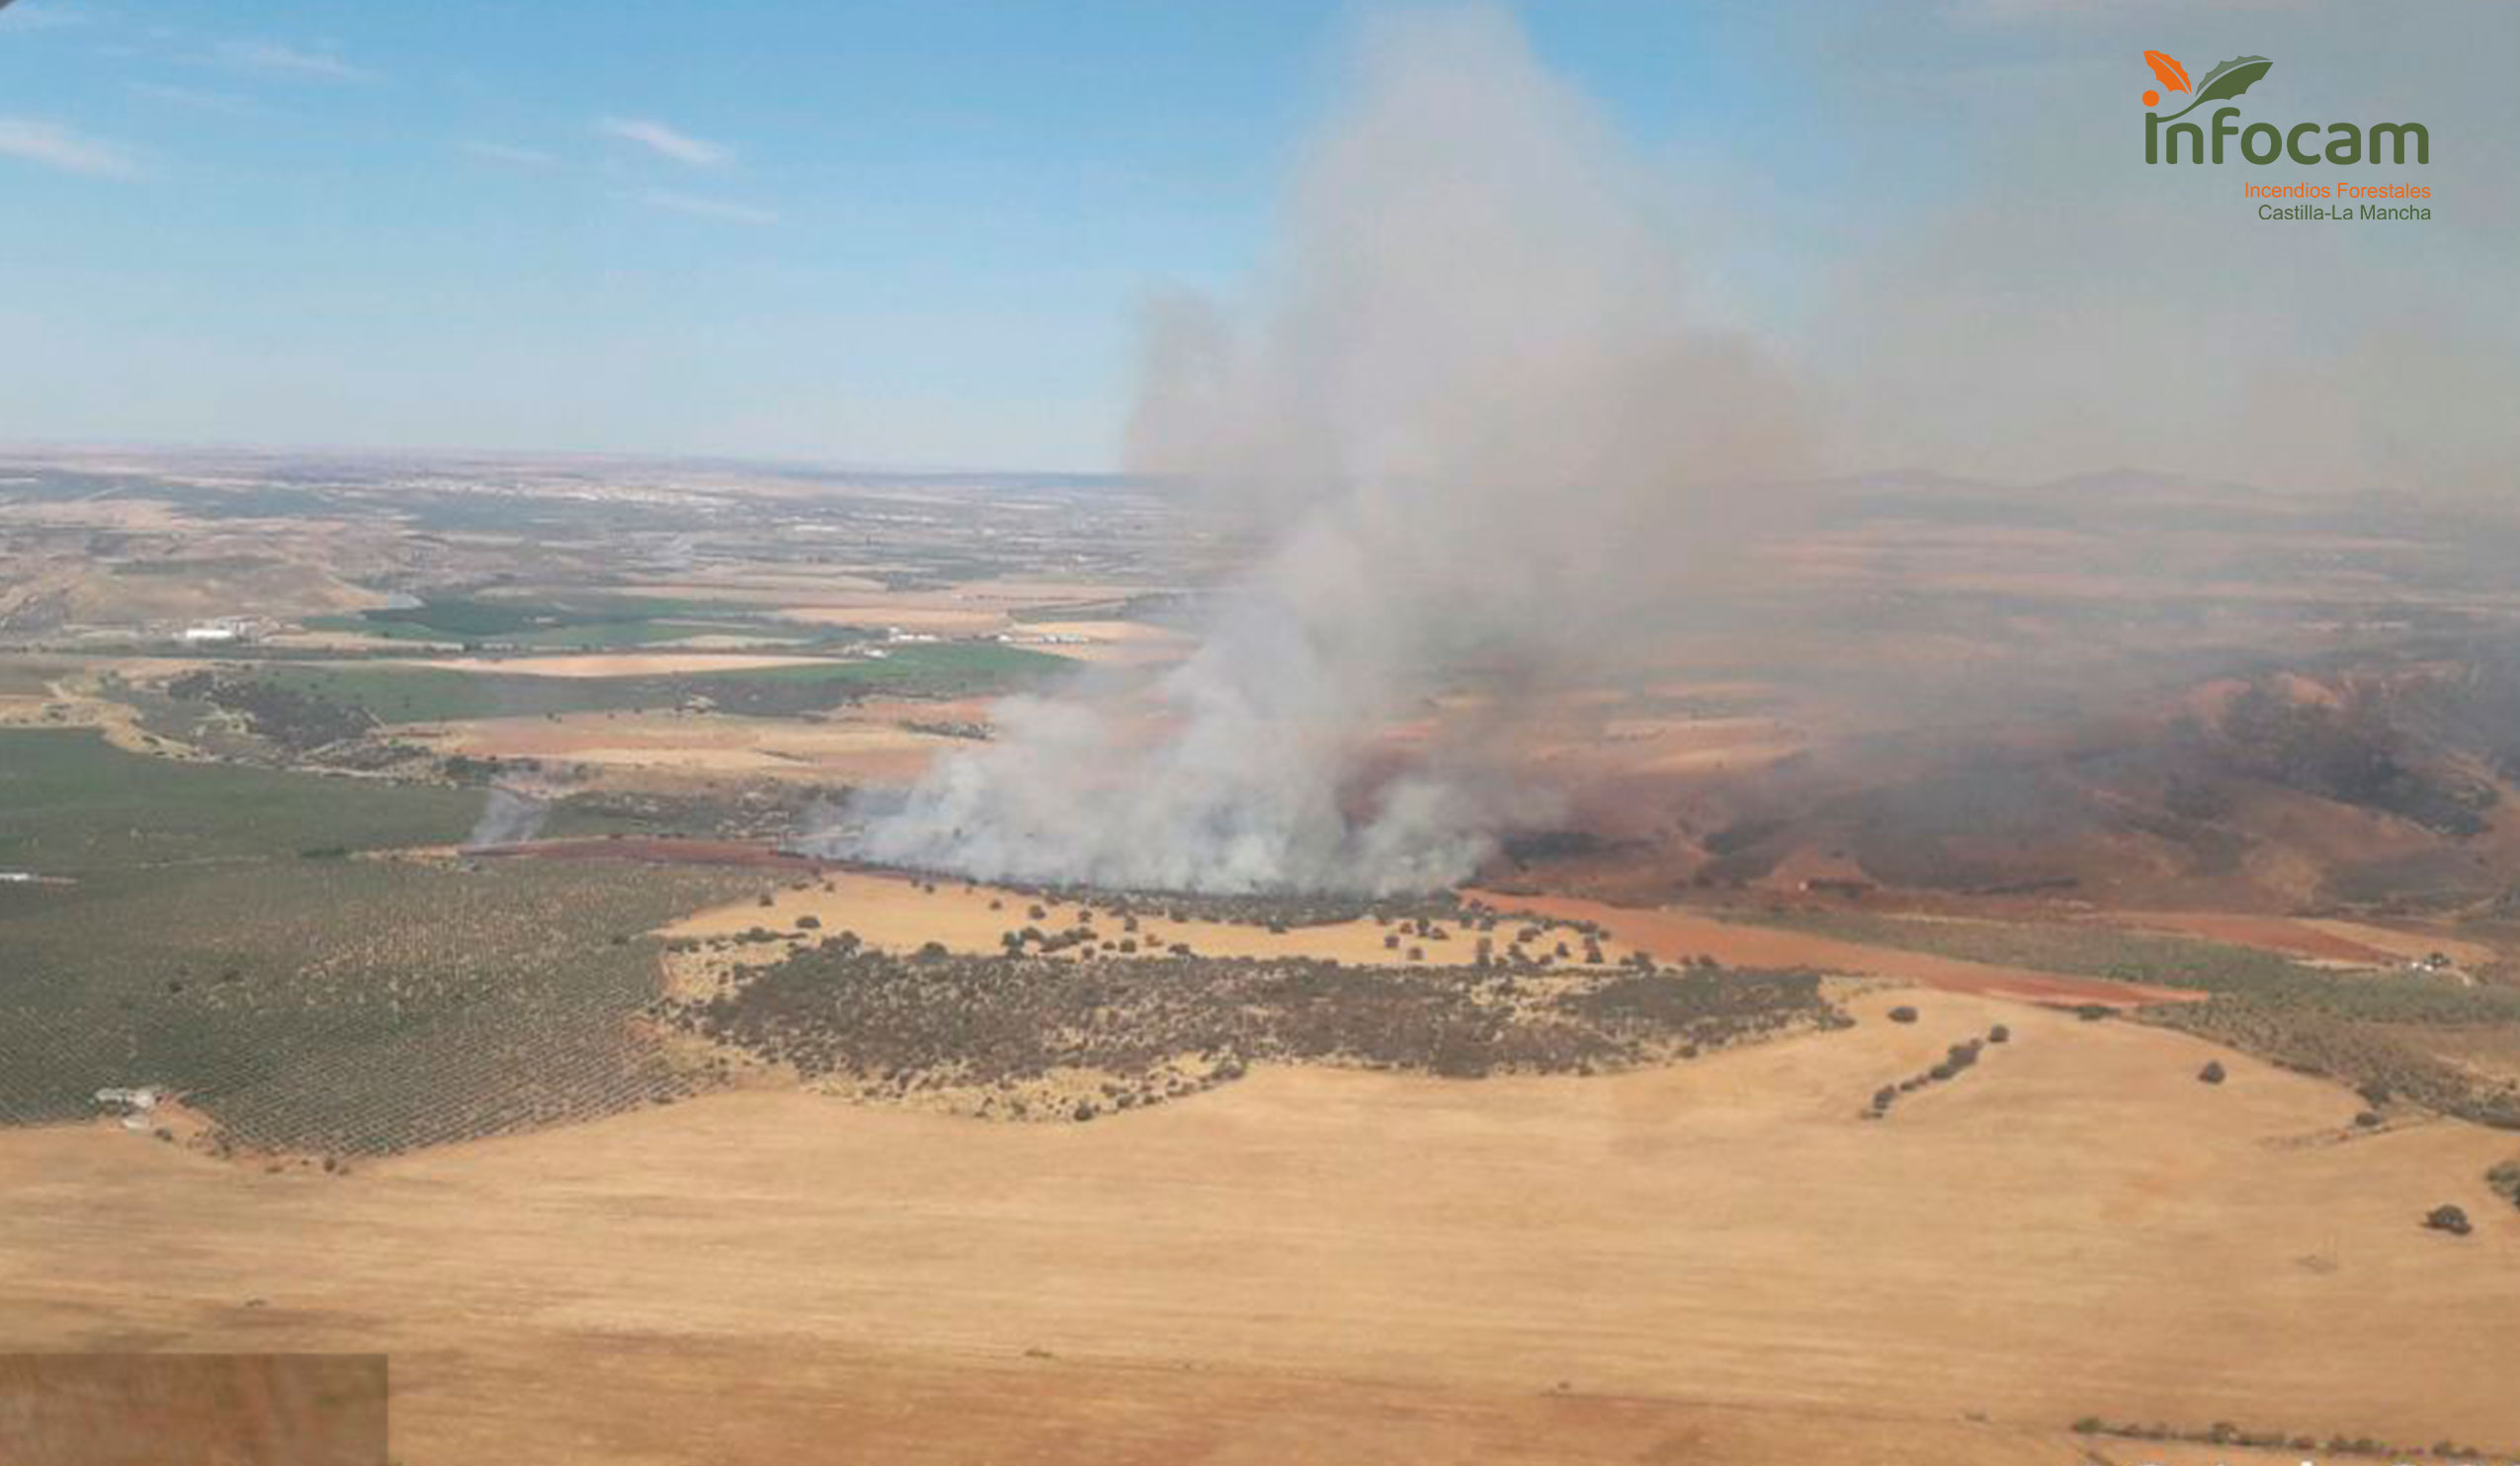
(2141, 49, 2429, 166)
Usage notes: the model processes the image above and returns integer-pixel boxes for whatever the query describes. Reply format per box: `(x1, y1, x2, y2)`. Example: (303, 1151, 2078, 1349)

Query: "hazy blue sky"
(1, 2, 2510, 483)
(0, 1, 1776, 467)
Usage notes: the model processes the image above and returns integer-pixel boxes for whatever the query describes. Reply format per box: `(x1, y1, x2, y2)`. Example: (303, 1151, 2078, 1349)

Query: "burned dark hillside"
(1513, 648, 2520, 913)
(2205, 680, 2497, 837)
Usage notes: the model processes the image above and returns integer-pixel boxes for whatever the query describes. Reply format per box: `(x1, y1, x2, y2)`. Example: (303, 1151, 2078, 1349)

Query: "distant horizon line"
(0, 434, 1137, 482)
(0, 437, 2408, 500)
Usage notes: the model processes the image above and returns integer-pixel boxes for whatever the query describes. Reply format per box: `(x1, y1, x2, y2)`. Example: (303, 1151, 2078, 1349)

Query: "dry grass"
(0, 1353, 385, 1466)
(663, 870, 1640, 972)
(423, 711, 950, 780)
(3, 990, 2515, 1463)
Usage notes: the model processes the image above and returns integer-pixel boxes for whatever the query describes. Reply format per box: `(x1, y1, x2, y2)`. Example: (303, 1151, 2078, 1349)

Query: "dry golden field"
(662, 870, 2202, 1012)
(665, 869, 1641, 971)
(422, 709, 956, 781)
(14, 455, 2520, 1465)
(4, 989, 2514, 1465)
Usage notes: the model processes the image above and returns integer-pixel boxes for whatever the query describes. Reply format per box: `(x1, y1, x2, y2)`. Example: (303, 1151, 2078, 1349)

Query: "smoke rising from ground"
(837, 0, 2519, 893)
(464, 785, 549, 851)
(838, 7, 1800, 893)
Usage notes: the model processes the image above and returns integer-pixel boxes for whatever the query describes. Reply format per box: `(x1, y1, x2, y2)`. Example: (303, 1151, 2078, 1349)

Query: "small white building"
(177, 616, 265, 647)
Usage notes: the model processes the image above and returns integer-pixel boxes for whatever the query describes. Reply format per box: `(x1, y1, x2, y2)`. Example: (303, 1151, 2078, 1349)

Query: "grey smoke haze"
(1768, 0, 2520, 493)
(839, 6, 1801, 893)
(837, 0, 2519, 893)
(464, 785, 549, 850)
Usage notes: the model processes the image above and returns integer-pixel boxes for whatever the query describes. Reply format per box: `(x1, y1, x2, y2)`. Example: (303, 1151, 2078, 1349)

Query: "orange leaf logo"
(2143, 50, 2191, 94)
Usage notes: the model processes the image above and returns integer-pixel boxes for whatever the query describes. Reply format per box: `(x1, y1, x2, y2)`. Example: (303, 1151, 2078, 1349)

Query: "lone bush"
(2423, 1203, 2473, 1237)
(2198, 1061, 2227, 1085)
(1888, 1005, 1919, 1024)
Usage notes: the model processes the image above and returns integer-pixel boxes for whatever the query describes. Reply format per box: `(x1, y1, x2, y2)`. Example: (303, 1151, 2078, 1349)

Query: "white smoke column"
(839, 6, 1802, 893)
(464, 785, 550, 850)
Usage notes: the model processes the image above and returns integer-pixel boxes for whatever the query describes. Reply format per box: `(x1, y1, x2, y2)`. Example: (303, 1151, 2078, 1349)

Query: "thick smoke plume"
(836, 8, 1801, 893)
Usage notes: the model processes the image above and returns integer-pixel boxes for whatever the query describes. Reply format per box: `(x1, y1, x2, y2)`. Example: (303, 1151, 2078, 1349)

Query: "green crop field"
(303, 592, 821, 649)
(249, 641, 1068, 723)
(504, 620, 782, 648)
(0, 730, 757, 1152)
(0, 729, 477, 874)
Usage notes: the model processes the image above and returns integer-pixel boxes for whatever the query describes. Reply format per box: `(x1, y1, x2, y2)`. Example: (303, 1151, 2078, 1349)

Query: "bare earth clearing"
(4, 991, 2514, 1464)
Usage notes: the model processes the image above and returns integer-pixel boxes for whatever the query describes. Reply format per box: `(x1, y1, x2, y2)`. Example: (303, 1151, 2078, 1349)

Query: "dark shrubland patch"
(2480, 1161, 2520, 1223)
(667, 947, 1838, 1116)
(166, 668, 377, 752)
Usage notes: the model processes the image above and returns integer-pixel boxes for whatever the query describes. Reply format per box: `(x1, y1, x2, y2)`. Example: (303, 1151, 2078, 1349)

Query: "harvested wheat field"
(428, 711, 952, 780)
(3, 990, 2514, 1465)
(666, 869, 1638, 970)
(0, 1353, 385, 1466)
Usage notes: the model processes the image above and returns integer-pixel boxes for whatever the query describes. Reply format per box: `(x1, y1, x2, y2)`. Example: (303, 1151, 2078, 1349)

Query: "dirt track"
(471, 836, 823, 870)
